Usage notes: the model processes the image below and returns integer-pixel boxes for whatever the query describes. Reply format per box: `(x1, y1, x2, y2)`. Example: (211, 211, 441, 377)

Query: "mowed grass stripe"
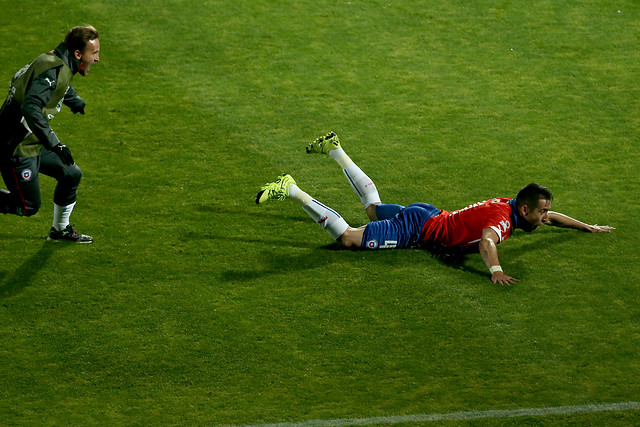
(245, 401, 640, 426)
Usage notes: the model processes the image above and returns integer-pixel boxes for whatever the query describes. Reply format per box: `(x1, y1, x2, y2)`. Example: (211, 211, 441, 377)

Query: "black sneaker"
(47, 224, 93, 243)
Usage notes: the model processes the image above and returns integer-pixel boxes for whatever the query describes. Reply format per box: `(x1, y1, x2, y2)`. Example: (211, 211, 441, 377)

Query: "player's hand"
(52, 144, 75, 166)
(585, 224, 615, 233)
(491, 271, 519, 286)
(72, 101, 85, 115)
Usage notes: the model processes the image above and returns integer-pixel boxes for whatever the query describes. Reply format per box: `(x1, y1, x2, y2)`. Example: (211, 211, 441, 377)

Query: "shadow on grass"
(0, 241, 67, 299)
(196, 203, 311, 222)
(432, 229, 582, 282)
(217, 240, 478, 283)
(503, 228, 580, 261)
(181, 230, 321, 249)
(213, 222, 583, 284)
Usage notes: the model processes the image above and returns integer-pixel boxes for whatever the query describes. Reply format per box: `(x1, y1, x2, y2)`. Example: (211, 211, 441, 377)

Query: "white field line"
(243, 401, 640, 427)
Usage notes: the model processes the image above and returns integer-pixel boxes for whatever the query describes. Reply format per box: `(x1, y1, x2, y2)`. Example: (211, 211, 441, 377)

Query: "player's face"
(75, 39, 100, 76)
(522, 199, 551, 228)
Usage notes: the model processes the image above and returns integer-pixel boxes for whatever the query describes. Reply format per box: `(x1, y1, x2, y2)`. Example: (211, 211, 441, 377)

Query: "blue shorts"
(362, 203, 441, 249)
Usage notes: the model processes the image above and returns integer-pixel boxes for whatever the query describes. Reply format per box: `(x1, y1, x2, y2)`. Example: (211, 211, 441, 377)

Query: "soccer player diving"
(256, 132, 614, 285)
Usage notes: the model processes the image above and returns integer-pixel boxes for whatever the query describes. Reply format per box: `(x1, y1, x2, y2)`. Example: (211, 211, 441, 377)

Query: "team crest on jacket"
(21, 169, 33, 181)
(366, 239, 379, 249)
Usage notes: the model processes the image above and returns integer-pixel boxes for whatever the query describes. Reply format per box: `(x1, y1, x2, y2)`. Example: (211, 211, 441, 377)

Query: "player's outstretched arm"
(479, 228, 518, 286)
(545, 212, 615, 233)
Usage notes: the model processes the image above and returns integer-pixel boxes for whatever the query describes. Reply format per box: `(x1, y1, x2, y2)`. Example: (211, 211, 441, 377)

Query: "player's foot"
(306, 131, 340, 154)
(47, 224, 93, 243)
(255, 174, 296, 204)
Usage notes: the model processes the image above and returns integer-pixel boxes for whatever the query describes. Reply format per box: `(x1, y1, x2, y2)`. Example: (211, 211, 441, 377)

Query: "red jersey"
(420, 197, 514, 249)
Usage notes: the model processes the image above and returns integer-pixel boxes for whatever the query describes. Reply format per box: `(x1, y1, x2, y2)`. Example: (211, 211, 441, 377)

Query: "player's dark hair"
(65, 25, 99, 53)
(516, 183, 553, 208)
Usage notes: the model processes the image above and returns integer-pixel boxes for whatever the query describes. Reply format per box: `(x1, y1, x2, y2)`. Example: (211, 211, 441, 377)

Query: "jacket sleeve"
(21, 68, 62, 149)
(63, 85, 85, 114)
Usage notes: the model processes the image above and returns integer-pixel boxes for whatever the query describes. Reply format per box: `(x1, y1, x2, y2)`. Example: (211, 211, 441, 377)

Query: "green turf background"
(1, 0, 638, 424)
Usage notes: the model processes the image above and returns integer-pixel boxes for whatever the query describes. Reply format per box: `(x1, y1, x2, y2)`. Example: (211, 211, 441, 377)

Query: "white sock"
(288, 183, 303, 201)
(329, 147, 353, 168)
(289, 185, 348, 240)
(53, 202, 76, 231)
(329, 147, 381, 209)
(331, 151, 381, 210)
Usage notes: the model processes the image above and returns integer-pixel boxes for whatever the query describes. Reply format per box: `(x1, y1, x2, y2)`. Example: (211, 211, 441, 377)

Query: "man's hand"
(491, 271, 519, 286)
(480, 228, 517, 286)
(52, 144, 74, 165)
(584, 224, 615, 233)
(71, 100, 85, 115)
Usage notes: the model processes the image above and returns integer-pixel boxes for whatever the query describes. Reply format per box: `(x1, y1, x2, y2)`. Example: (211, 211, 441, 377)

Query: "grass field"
(1, 0, 639, 424)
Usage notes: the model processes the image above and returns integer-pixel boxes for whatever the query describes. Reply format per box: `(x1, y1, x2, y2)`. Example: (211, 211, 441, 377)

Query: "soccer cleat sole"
(306, 131, 339, 154)
(47, 237, 93, 243)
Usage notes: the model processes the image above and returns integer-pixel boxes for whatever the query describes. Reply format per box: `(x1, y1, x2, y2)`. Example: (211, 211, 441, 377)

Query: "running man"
(0, 25, 100, 242)
(256, 132, 614, 285)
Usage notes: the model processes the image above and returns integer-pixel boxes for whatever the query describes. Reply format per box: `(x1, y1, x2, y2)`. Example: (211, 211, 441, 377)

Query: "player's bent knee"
(339, 235, 354, 248)
(65, 166, 82, 185)
(339, 227, 364, 248)
(365, 203, 379, 221)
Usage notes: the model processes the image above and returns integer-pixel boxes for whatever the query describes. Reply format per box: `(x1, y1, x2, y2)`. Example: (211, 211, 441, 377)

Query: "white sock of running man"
(329, 147, 381, 209)
(53, 202, 76, 231)
(289, 184, 349, 240)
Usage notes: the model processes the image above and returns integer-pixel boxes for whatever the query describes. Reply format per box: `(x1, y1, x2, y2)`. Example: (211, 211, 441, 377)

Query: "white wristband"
(489, 265, 503, 274)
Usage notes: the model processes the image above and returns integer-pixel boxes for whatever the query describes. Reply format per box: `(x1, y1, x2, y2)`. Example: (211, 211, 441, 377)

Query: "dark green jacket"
(0, 42, 85, 158)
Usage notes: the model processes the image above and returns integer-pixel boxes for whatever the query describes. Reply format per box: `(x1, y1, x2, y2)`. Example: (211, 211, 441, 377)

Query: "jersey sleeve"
(21, 68, 62, 149)
(487, 222, 509, 242)
(63, 85, 85, 114)
(484, 200, 513, 243)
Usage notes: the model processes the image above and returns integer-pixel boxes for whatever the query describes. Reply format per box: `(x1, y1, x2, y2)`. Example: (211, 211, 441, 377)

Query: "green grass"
(1, 0, 638, 424)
